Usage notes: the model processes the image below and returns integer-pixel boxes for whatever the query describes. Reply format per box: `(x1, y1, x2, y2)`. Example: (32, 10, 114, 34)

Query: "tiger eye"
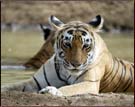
(82, 31, 87, 36)
(65, 36, 69, 40)
(65, 42, 72, 48)
(67, 30, 73, 35)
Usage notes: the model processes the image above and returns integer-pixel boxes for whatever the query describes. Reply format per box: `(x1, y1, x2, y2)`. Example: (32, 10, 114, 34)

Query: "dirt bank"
(1, 91, 134, 106)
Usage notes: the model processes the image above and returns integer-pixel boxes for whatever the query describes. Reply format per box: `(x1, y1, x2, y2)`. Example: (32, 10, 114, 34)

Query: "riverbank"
(1, 91, 134, 106)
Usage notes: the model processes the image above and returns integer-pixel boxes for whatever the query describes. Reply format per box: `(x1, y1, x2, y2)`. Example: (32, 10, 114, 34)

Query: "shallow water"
(1, 30, 43, 86)
(1, 68, 35, 86)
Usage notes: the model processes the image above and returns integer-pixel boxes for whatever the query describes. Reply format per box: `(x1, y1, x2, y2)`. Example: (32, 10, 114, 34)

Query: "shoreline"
(1, 91, 134, 106)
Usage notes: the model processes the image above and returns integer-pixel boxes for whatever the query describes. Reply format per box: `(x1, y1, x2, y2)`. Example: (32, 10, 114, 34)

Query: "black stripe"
(75, 26, 89, 32)
(67, 75, 71, 80)
(100, 57, 116, 87)
(116, 60, 127, 91)
(100, 58, 119, 91)
(123, 67, 133, 92)
(40, 49, 50, 58)
(57, 29, 64, 37)
(59, 38, 63, 49)
(121, 71, 130, 91)
(101, 57, 115, 84)
(22, 86, 25, 92)
(43, 65, 51, 86)
(57, 41, 59, 49)
(113, 60, 125, 92)
(74, 70, 88, 83)
(33, 76, 42, 90)
(54, 56, 69, 85)
(63, 27, 74, 31)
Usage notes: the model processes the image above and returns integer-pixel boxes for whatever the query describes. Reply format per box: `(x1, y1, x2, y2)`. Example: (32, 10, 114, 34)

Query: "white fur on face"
(63, 31, 73, 43)
(82, 33, 92, 46)
(63, 29, 92, 47)
(55, 29, 95, 71)
(87, 50, 95, 64)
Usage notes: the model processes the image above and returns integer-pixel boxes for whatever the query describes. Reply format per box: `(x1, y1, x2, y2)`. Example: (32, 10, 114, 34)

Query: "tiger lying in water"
(2, 15, 134, 96)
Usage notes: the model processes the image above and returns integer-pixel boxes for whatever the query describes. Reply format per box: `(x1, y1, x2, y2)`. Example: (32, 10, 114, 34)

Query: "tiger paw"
(39, 86, 63, 97)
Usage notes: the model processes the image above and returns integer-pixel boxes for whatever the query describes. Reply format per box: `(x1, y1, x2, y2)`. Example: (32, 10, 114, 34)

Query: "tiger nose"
(71, 62, 81, 67)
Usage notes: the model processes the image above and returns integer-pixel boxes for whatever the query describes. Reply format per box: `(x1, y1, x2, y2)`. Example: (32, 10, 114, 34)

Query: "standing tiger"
(2, 15, 134, 96)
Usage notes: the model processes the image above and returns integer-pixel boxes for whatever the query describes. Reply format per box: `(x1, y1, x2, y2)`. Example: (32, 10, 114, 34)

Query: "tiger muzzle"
(70, 61, 81, 67)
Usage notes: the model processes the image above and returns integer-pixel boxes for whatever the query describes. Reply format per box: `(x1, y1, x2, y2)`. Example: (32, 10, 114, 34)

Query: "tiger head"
(49, 15, 104, 75)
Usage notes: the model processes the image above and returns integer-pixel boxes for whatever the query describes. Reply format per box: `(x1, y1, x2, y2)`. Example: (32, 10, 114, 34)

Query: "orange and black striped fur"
(100, 57, 134, 92)
(2, 15, 134, 96)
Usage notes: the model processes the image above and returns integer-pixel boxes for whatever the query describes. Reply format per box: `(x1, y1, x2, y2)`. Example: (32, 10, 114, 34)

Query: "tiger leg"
(58, 81, 100, 96)
(58, 68, 104, 96)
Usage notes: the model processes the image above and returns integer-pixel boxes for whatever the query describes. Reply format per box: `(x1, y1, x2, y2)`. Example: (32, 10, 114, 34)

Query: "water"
(1, 65, 26, 70)
(1, 30, 43, 86)
(1, 66, 35, 86)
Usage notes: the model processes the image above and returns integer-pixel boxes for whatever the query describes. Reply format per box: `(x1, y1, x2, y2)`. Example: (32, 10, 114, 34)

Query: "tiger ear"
(49, 15, 64, 30)
(88, 15, 104, 32)
(40, 24, 51, 40)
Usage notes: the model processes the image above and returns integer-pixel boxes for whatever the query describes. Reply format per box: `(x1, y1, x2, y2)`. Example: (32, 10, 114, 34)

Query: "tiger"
(39, 24, 54, 41)
(24, 24, 55, 69)
(1, 15, 134, 97)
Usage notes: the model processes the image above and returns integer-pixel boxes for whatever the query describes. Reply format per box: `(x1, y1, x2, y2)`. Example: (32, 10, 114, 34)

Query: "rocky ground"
(1, 91, 134, 106)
